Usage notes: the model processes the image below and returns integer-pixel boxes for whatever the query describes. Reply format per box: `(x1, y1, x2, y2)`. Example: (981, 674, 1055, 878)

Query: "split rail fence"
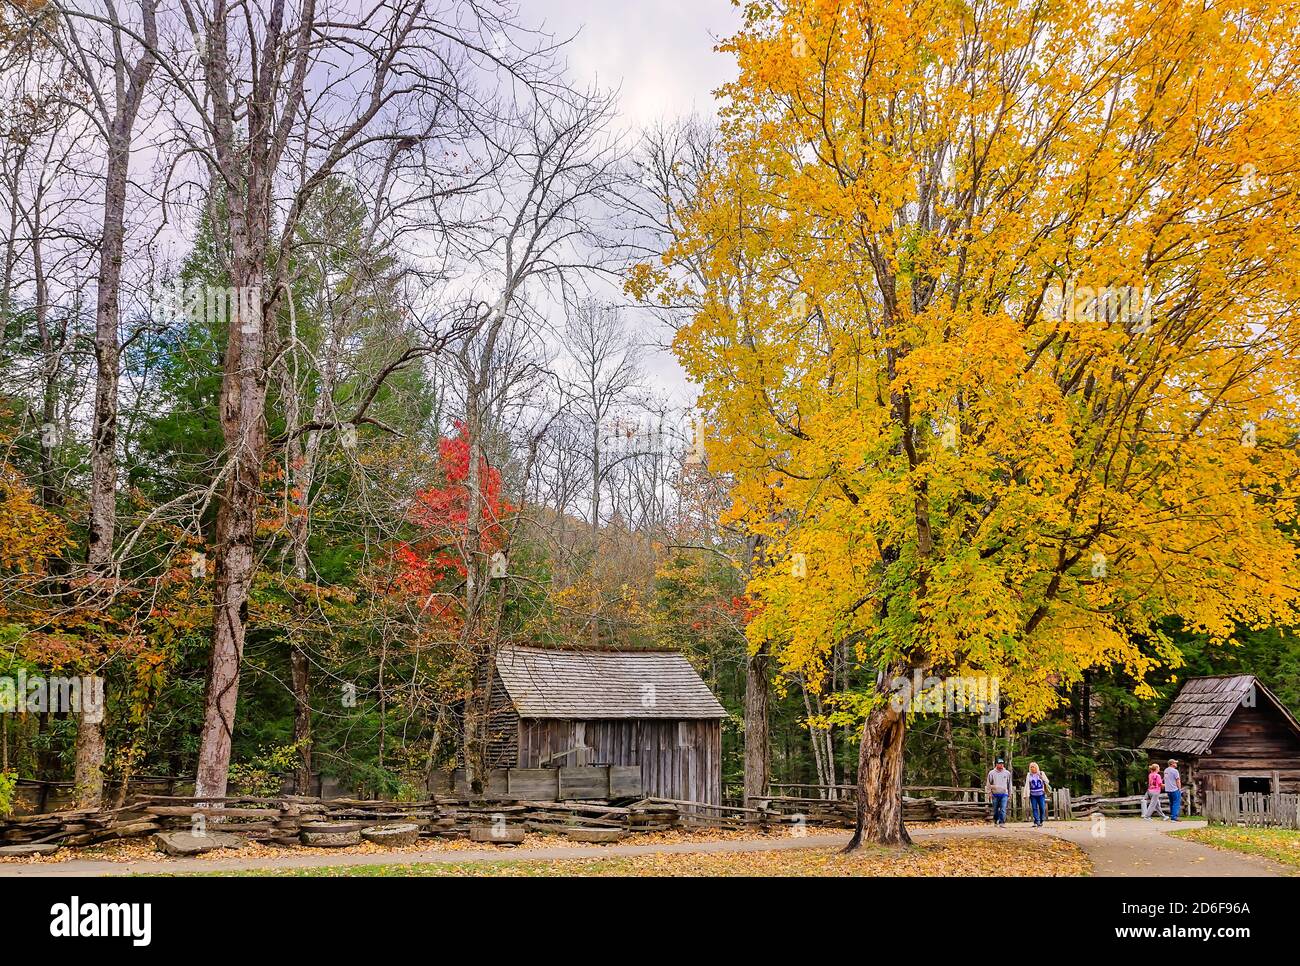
(0, 796, 692, 850)
(760, 783, 1076, 821)
(4, 781, 1228, 855)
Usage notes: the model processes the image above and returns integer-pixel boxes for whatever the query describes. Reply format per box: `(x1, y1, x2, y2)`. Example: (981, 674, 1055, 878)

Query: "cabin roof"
(1140, 674, 1300, 757)
(494, 645, 728, 720)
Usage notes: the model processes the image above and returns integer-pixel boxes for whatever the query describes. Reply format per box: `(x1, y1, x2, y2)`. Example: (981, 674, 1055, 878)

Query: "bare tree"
(37, 0, 161, 809)
(449, 83, 624, 788)
(170, 0, 535, 800)
(627, 118, 718, 310)
(629, 119, 777, 802)
(558, 298, 641, 644)
(270, 171, 435, 793)
(0, 12, 104, 794)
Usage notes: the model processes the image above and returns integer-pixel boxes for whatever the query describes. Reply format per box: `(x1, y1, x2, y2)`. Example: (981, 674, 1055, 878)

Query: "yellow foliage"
(656, 0, 1300, 723)
(0, 464, 69, 573)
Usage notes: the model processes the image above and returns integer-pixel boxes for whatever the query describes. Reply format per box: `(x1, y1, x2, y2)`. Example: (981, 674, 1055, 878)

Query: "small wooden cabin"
(483, 645, 727, 805)
(1140, 674, 1300, 795)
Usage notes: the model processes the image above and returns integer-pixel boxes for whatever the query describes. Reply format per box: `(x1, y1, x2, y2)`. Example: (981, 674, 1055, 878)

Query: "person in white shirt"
(986, 758, 1013, 825)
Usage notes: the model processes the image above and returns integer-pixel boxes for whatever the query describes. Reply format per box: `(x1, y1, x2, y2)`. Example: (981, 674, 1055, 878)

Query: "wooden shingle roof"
(1140, 674, 1300, 757)
(494, 645, 727, 720)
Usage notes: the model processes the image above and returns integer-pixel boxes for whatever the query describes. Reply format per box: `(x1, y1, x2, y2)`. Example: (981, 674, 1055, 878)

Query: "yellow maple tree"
(0, 463, 69, 578)
(643, 0, 1300, 844)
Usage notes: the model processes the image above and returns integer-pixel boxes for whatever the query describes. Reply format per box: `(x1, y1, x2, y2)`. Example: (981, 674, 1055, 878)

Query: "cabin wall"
(516, 718, 722, 805)
(1197, 702, 1300, 793)
(483, 667, 520, 769)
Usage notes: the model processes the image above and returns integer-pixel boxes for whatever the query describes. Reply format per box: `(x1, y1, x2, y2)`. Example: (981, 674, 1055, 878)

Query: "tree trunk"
(79, 2, 158, 810)
(71, 677, 106, 809)
(76, 130, 130, 813)
(290, 645, 312, 793)
(281, 357, 327, 796)
(87, 139, 127, 578)
(589, 422, 601, 647)
(32, 232, 59, 515)
(35, 710, 60, 792)
(800, 681, 823, 787)
(743, 641, 771, 802)
(289, 489, 313, 793)
(800, 681, 836, 794)
(942, 715, 960, 788)
(844, 701, 910, 849)
(195, 244, 268, 801)
(30, 224, 107, 809)
(1079, 673, 1094, 794)
(459, 387, 487, 793)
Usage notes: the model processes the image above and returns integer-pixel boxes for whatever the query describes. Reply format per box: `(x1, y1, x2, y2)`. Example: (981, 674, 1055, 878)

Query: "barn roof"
(1140, 674, 1300, 757)
(494, 645, 727, 720)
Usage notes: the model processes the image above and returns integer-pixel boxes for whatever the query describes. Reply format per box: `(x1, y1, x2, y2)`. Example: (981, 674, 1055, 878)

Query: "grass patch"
(1173, 825, 1300, 872)
(170, 835, 1091, 878)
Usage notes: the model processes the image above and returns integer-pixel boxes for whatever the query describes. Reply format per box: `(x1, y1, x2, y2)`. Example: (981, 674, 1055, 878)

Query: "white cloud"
(532, 0, 740, 131)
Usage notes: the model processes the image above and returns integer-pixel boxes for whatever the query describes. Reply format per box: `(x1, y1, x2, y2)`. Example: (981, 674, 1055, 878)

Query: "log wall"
(483, 664, 520, 769)
(1196, 701, 1300, 793)
(515, 718, 722, 806)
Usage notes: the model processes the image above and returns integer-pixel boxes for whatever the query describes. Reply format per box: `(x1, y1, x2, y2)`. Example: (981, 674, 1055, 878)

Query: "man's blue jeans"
(1168, 789, 1182, 821)
(1030, 794, 1046, 825)
(991, 793, 1008, 824)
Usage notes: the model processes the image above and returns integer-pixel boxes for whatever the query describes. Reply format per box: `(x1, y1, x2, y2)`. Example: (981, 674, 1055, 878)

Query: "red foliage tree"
(394, 422, 512, 599)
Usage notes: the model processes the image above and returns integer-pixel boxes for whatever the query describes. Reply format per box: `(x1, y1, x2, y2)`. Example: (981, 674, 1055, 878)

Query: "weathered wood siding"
(483, 664, 520, 769)
(1197, 700, 1300, 792)
(516, 718, 722, 805)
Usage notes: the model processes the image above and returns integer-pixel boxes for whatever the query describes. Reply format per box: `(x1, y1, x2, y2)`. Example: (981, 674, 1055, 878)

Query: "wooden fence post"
(1052, 786, 1071, 820)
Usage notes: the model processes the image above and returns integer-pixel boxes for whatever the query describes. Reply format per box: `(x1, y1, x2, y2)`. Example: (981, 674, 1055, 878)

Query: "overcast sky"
(526, 2, 742, 404)
(531, 1, 741, 130)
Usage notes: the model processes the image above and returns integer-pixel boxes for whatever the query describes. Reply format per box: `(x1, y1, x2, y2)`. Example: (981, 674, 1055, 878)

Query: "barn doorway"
(1238, 776, 1271, 794)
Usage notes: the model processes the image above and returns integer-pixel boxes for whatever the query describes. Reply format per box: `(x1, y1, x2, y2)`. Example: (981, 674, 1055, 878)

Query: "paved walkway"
(910, 818, 1290, 876)
(1042, 817, 1291, 877)
(0, 818, 1288, 877)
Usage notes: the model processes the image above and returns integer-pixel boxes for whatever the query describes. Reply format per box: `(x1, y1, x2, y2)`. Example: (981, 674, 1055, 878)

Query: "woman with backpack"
(1025, 762, 1050, 827)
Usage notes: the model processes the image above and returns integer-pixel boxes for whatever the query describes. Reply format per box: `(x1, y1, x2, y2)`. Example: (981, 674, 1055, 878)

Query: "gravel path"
(0, 817, 1287, 877)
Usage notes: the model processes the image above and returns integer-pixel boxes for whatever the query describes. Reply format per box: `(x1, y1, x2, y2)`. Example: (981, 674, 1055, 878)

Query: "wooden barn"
(1141, 674, 1300, 796)
(482, 645, 728, 805)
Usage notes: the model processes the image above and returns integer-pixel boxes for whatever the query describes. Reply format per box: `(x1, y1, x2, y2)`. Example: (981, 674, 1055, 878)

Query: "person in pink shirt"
(1141, 763, 1166, 819)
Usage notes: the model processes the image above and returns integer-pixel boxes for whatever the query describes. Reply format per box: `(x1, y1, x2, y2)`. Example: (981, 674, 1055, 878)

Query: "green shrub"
(227, 742, 303, 798)
(0, 770, 17, 818)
